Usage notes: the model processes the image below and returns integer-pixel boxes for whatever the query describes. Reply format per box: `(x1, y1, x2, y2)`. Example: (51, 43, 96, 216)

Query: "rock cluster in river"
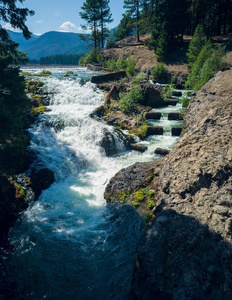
(105, 69, 232, 298)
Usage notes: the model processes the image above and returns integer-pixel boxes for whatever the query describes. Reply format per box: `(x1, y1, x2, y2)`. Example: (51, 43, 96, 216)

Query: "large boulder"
(140, 83, 166, 107)
(29, 168, 55, 199)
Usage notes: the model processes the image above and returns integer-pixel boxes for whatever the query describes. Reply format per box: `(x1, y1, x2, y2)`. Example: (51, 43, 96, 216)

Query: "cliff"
(105, 68, 232, 298)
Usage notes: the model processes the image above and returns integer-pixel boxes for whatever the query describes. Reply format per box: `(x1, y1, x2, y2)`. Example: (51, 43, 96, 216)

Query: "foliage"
(125, 57, 136, 76)
(64, 71, 77, 77)
(161, 83, 175, 100)
(116, 56, 128, 70)
(186, 25, 206, 69)
(151, 63, 168, 82)
(107, 58, 117, 70)
(180, 93, 191, 107)
(114, 13, 134, 41)
(106, 34, 116, 48)
(39, 70, 52, 76)
(40, 54, 82, 65)
(0, 0, 34, 58)
(79, 49, 102, 64)
(79, 0, 113, 49)
(185, 41, 225, 91)
(119, 84, 143, 113)
(123, 0, 143, 42)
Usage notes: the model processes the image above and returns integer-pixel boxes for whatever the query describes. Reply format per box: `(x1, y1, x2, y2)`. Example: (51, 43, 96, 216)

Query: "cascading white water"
(1, 67, 182, 299)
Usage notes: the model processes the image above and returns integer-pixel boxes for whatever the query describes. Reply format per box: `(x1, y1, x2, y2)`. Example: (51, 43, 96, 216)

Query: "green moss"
(118, 192, 130, 203)
(132, 189, 146, 202)
(146, 199, 156, 210)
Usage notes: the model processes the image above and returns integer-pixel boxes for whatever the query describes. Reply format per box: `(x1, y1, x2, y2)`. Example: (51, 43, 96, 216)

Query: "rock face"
(0, 174, 28, 237)
(105, 69, 232, 298)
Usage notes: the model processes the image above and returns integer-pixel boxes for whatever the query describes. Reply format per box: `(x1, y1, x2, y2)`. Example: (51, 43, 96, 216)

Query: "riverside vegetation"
(1, 0, 232, 298)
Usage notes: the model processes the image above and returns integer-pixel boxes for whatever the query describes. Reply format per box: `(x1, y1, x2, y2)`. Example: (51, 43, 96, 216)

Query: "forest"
(80, 0, 232, 60)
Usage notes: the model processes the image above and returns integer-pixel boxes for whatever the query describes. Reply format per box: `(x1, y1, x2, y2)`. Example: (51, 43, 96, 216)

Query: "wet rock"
(0, 173, 28, 235)
(29, 168, 55, 199)
(172, 91, 182, 97)
(91, 71, 126, 84)
(130, 144, 147, 152)
(154, 148, 170, 156)
(171, 126, 182, 136)
(99, 128, 129, 156)
(146, 126, 163, 135)
(165, 99, 179, 106)
(145, 112, 161, 120)
(140, 83, 166, 107)
(89, 105, 105, 119)
(168, 112, 183, 120)
(104, 161, 157, 203)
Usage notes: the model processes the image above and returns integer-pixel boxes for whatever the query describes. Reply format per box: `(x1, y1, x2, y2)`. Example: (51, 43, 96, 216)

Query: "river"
(1, 66, 182, 299)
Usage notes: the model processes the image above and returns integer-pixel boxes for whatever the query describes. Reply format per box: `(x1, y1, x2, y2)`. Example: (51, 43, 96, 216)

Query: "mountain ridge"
(8, 30, 90, 59)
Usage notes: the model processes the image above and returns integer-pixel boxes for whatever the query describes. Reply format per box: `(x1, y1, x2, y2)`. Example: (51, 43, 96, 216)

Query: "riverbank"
(105, 68, 232, 298)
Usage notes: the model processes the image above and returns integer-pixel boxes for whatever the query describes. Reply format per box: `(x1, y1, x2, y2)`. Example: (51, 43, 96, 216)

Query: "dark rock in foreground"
(130, 144, 147, 152)
(165, 99, 179, 106)
(171, 126, 182, 136)
(146, 126, 163, 135)
(168, 112, 183, 120)
(145, 112, 161, 120)
(154, 147, 170, 156)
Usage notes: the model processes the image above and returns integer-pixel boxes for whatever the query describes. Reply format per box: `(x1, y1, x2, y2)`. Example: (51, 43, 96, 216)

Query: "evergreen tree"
(79, 0, 113, 49)
(0, 0, 34, 56)
(123, 0, 143, 42)
(79, 0, 100, 49)
(0, 0, 34, 174)
(99, 0, 113, 48)
(186, 24, 206, 69)
(114, 13, 134, 41)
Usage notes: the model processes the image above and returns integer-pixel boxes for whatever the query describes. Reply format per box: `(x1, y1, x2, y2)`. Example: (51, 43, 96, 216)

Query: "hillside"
(8, 30, 90, 59)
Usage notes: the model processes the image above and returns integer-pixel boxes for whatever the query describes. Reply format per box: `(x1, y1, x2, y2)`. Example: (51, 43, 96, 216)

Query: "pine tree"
(186, 24, 206, 69)
(80, 0, 113, 49)
(0, 0, 34, 56)
(99, 0, 113, 48)
(79, 0, 100, 49)
(123, 0, 142, 42)
(114, 13, 134, 41)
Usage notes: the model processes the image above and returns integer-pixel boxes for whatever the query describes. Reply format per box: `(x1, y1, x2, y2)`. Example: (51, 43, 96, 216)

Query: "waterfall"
(1, 67, 182, 299)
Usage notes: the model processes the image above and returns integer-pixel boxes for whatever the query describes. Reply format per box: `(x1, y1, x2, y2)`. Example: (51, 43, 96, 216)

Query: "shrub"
(185, 41, 225, 91)
(39, 70, 52, 76)
(151, 63, 168, 82)
(107, 58, 117, 70)
(119, 84, 143, 113)
(116, 56, 128, 70)
(186, 25, 206, 70)
(161, 83, 175, 100)
(79, 49, 102, 65)
(125, 57, 136, 76)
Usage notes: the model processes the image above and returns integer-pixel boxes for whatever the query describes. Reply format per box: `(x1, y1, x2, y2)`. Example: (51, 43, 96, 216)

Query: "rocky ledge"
(105, 68, 232, 298)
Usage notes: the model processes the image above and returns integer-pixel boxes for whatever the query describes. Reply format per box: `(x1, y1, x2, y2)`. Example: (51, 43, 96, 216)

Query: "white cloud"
(60, 21, 77, 32)
(36, 20, 44, 24)
(4, 23, 21, 32)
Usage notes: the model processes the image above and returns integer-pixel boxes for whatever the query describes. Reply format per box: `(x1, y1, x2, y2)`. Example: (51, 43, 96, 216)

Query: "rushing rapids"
(1, 67, 182, 299)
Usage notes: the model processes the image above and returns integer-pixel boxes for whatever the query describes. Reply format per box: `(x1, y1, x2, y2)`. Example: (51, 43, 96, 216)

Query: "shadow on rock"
(129, 209, 232, 300)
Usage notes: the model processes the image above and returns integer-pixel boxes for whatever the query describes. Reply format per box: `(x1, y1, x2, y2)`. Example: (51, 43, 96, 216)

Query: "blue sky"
(4, 0, 125, 35)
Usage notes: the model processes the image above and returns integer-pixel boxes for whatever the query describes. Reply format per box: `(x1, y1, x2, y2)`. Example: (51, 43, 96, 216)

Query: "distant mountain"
(8, 30, 90, 59)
